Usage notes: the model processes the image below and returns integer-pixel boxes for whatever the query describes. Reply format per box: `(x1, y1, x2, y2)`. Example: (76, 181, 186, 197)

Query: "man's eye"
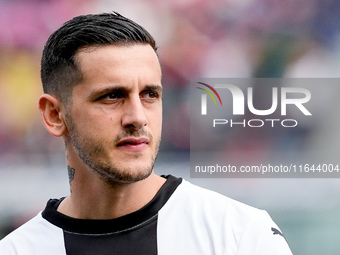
(101, 92, 121, 100)
(142, 91, 158, 99)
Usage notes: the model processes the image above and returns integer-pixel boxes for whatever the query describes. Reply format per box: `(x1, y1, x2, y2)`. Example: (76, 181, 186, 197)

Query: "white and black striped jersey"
(0, 175, 292, 254)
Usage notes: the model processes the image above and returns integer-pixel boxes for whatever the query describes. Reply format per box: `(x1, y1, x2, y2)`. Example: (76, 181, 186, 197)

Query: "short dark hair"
(41, 12, 157, 104)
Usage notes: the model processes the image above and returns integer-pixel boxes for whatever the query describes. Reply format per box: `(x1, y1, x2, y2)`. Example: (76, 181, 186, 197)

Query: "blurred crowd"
(0, 0, 340, 164)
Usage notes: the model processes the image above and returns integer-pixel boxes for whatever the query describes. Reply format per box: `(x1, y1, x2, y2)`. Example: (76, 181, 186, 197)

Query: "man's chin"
(90, 162, 154, 186)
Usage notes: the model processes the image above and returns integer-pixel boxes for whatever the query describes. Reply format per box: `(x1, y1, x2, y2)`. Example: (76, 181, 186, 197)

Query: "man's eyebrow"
(87, 86, 126, 100)
(87, 84, 163, 100)
(143, 84, 163, 93)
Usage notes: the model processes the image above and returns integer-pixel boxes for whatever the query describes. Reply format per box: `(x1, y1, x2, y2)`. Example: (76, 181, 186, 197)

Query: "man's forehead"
(75, 43, 158, 62)
(75, 44, 160, 75)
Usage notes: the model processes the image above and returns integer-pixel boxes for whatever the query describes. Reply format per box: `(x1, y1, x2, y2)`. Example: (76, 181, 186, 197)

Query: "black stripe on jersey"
(63, 214, 158, 255)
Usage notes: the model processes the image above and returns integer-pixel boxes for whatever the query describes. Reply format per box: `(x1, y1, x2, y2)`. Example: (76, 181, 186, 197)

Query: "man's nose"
(121, 96, 148, 130)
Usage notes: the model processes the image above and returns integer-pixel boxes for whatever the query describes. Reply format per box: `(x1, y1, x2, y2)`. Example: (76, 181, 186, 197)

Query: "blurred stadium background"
(1, 0, 340, 254)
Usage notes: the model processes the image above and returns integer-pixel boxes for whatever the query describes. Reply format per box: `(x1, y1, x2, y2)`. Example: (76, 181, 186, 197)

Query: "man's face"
(65, 44, 162, 185)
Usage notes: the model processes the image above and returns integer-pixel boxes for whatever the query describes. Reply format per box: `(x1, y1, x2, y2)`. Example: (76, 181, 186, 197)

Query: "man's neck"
(57, 170, 166, 220)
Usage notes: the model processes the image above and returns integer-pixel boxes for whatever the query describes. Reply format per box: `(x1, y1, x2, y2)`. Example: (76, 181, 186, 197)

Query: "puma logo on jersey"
(271, 227, 284, 237)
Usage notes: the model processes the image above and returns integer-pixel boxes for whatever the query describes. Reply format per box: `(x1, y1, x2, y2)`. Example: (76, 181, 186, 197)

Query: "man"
(0, 12, 292, 254)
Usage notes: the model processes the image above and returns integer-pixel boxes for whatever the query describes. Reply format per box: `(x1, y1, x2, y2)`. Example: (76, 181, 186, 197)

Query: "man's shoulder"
(173, 178, 262, 216)
(161, 177, 269, 233)
(0, 211, 65, 255)
(1, 212, 43, 240)
(158, 178, 292, 254)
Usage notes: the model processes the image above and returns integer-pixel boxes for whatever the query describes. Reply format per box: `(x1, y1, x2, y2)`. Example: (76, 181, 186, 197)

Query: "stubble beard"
(65, 113, 161, 185)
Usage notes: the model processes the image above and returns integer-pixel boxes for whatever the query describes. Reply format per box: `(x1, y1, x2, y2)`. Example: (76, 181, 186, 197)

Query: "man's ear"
(38, 94, 67, 137)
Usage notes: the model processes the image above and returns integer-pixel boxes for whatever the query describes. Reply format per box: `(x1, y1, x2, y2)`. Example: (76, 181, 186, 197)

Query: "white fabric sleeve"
(0, 236, 16, 255)
(236, 210, 293, 255)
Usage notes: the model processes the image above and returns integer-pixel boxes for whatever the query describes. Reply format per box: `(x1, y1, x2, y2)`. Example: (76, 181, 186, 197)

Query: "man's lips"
(116, 137, 149, 152)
